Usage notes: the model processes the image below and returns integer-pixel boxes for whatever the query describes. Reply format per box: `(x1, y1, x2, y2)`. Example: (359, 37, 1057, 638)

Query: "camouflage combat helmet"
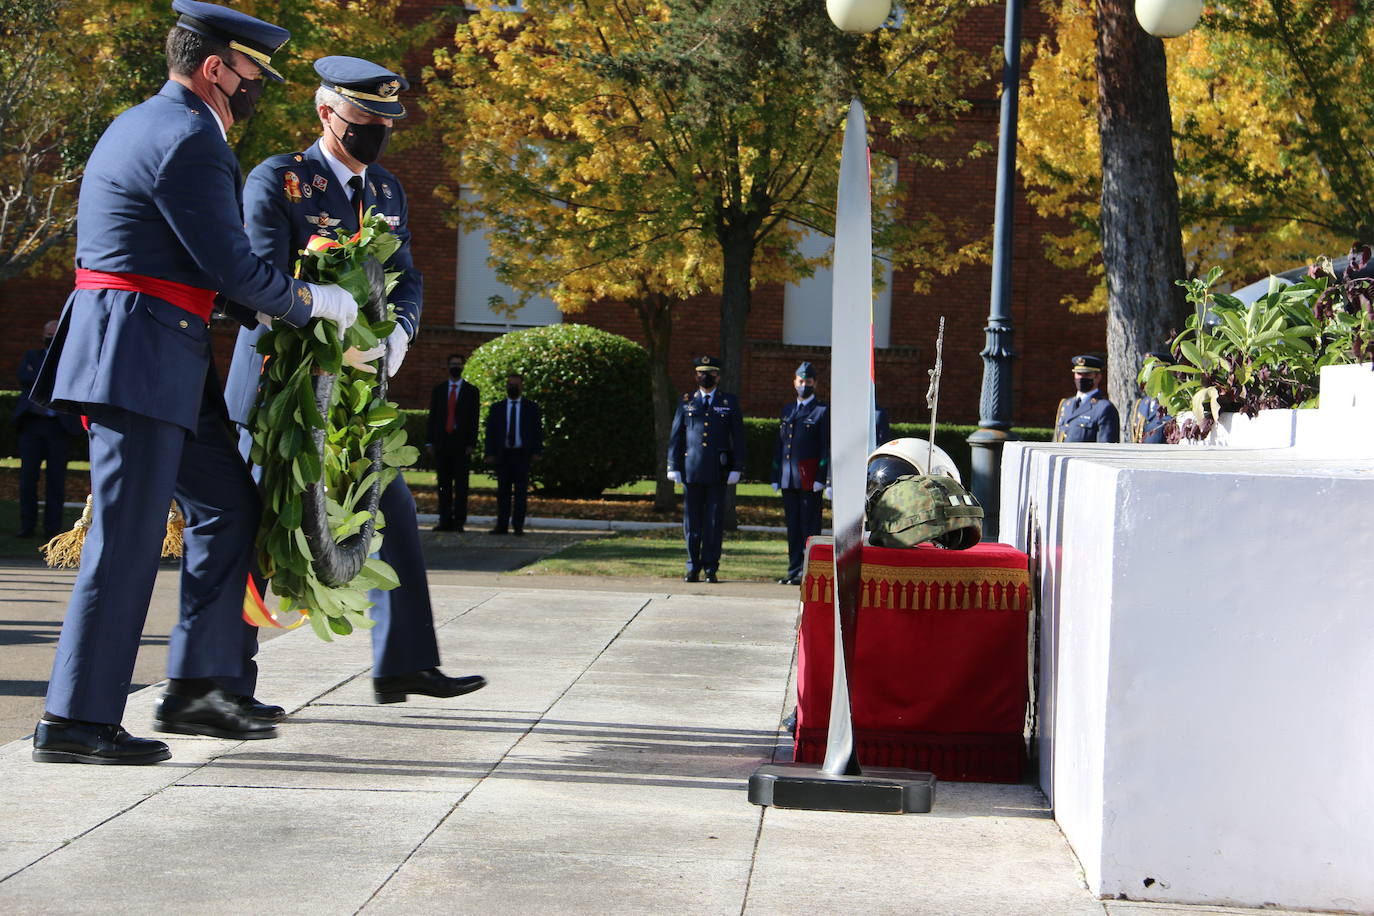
(865, 473, 984, 550)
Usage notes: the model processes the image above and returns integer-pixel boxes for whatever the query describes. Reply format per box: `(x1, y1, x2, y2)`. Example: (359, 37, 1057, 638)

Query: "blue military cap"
(794, 361, 817, 379)
(172, 0, 290, 82)
(315, 56, 409, 118)
(1071, 354, 1105, 372)
(694, 355, 721, 372)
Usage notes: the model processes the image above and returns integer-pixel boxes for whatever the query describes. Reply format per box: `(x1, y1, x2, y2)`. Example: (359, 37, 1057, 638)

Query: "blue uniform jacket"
(772, 398, 830, 490)
(668, 390, 746, 485)
(1131, 396, 1169, 444)
(223, 139, 421, 426)
(32, 82, 314, 433)
(1054, 393, 1121, 443)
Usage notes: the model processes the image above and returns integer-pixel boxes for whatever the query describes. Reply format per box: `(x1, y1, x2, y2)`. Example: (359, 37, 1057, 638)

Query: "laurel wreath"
(247, 212, 419, 641)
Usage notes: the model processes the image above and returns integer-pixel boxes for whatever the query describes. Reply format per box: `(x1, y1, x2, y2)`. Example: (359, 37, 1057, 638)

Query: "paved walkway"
(0, 570, 1329, 913)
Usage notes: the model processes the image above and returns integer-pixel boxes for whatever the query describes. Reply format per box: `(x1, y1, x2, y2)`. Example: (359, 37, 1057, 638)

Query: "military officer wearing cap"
(667, 356, 747, 583)
(224, 56, 485, 708)
(1131, 350, 1173, 443)
(772, 362, 829, 586)
(29, 1, 362, 766)
(1053, 354, 1121, 443)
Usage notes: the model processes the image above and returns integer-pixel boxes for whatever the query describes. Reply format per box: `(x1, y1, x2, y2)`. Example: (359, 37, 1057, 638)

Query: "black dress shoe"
(684, 570, 700, 582)
(374, 668, 487, 704)
(432, 522, 455, 532)
(512, 527, 524, 537)
(705, 570, 719, 583)
(488, 527, 508, 535)
(778, 576, 801, 586)
(154, 687, 277, 740)
(235, 695, 285, 722)
(32, 719, 171, 765)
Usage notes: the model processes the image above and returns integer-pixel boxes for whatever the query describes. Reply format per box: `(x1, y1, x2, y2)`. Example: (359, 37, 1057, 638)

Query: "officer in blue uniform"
(30, 1, 362, 765)
(223, 57, 485, 707)
(1053, 354, 1121, 443)
(1131, 350, 1172, 443)
(667, 356, 746, 583)
(772, 362, 829, 586)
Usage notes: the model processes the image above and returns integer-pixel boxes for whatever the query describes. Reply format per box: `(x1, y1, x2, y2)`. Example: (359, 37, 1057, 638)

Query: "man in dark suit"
(28, 1, 362, 765)
(14, 321, 82, 539)
(772, 362, 829, 586)
(427, 353, 479, 531)
(1053, 354, 1121, 443)
(224, 56, 485, 708)
(484, 373, 543, 536)
(667, 356, 747, 583)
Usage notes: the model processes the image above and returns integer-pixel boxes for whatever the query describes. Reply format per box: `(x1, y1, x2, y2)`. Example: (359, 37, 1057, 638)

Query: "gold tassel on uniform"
(41, 494, 94, 568)
(162, 501, 185, 559)
(41, 496, 186, 568)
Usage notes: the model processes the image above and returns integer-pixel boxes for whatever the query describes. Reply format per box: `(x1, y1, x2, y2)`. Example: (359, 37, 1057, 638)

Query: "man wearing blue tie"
(485, 373, 543, 536)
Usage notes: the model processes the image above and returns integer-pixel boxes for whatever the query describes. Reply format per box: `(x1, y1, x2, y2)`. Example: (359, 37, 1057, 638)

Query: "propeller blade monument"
(749, 99, 935, 814)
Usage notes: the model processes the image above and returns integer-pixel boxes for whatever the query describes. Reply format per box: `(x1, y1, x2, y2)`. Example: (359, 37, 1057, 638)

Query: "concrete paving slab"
(177, 703, 526, 792)
(1104, 906, 1316, 916)
(586, 637, 794, 687)
(423, 776, 759, 859)
(0, 844, 49, 882)
(316, 659, 586, 714)
(362, 846, 752, 916)
(0, 785, 456, 915)
(544, 681, 789, 732)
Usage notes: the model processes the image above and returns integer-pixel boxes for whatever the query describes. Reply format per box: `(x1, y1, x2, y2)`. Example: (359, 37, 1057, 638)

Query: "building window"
(781, 227, 893, 349)
(454, 187, 562, 331)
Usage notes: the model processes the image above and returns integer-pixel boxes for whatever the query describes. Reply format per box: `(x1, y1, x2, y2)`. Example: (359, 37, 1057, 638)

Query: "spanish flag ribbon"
(241, 576, 306, 629)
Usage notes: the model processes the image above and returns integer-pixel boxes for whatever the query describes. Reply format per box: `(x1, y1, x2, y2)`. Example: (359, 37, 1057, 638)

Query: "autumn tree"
(427, 0, 993, 415)
(0, 0, 429, 285)
(1020, 0, 1370, 403)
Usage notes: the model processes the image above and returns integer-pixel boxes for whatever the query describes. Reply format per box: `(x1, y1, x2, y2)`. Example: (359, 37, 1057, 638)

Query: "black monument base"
(748, 763, 936, 814)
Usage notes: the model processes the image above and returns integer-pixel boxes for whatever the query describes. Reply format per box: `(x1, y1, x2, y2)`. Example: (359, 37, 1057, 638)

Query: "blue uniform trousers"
(683, 482, 725, 574)
(18, 416, 71, 537)
(46, 402, 258, 725)
(782, 488, 823, 581)
(230, 431, 441, 691)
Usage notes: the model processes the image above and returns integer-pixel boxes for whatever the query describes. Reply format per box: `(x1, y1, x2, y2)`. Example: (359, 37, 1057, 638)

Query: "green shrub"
(466, 324, 653, 496)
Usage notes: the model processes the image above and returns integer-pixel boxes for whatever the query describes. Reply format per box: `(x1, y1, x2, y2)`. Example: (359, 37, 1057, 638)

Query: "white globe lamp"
(826, 0, 892, 33)
(1135, 0, 1203, 38)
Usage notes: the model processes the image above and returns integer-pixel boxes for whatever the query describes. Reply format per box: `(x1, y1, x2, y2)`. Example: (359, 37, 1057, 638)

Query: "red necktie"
(445, 383, 457, 433)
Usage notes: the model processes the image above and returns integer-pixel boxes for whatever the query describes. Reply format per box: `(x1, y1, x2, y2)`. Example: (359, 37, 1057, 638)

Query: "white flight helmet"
(866, 437, 962, 484)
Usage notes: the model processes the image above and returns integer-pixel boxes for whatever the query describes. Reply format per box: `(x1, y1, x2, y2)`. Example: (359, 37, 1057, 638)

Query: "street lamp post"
(967, 0, 1023, 542)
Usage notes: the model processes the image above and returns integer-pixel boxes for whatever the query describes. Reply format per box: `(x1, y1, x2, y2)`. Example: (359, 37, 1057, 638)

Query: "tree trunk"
(633, 292, 677, 511)
(1095, 0, 1190, 415)
(717, 227, 757, 531)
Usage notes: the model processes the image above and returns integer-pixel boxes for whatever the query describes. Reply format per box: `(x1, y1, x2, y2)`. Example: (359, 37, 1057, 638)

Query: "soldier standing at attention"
(29, 1, 361, 765)
(772, 362, 829, 586)
(1053, 354, 1121, 443)
(667, 356, 746, 583)
(223, 56, 485, 708)
(1131, 350, 1172, 443)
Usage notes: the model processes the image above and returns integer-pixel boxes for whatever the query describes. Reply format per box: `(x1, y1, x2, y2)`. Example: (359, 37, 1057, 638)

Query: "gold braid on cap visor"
(229, 41, 282, 81)
(328, 83, 407, 117)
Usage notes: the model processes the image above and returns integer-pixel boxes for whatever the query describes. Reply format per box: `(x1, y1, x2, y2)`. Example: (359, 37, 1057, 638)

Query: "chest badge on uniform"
(369, 181, 378, 197)
(381, 183, 392, 199)
(301, 183, 313, 198)
(312, 175, 329, 192)
(283, 171, 302, 204)
(306, 212, 341, 228)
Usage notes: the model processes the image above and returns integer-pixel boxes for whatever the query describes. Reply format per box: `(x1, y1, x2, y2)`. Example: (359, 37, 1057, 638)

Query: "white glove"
(343, 344, 384, 374)
(384, 326, 408, 378)
(306, 283, 358, 338)
(771, 483, 781, 493)
(666, 470, 682, 485)
(823, 486, 833, 501)
(812, 481, 824, 493)
(726, 470, 741, 486)
(256, 312, 273, 329)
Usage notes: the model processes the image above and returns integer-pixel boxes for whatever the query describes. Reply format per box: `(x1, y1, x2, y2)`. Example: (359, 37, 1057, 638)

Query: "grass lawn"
(524, 527, 790, 581)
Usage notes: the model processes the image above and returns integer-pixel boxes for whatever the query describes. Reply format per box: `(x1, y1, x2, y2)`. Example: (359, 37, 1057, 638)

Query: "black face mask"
(506, 384, 521, 398)
(449, 366, 463, 379)
(798, 384, 815, 400)
(1074, 375, 1096, 393)
(697, 373, 718, 391)
(216, 60, 264, 121)
(331, 112, 391, 165)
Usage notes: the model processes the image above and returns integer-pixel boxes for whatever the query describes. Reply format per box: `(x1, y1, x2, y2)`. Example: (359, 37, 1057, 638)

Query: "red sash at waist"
(74, 269, 216, 321)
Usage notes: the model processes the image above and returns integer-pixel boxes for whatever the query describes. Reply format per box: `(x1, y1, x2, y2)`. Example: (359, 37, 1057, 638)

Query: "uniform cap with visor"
(171, 0, 290, 81)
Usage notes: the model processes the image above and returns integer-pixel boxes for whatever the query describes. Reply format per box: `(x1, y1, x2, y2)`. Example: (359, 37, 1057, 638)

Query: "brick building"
(0, 2, 1108, 432)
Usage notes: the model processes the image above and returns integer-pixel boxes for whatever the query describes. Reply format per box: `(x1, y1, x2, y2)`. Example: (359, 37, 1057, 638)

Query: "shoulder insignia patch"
(297, 286, 312, 306)
(381, 183, 392, 199)
(312, 175, 328, 192)
(283, 171, 302, 204)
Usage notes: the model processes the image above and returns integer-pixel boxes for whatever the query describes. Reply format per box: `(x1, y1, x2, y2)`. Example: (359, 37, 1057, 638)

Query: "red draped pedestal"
(795, 538, 1031, 783)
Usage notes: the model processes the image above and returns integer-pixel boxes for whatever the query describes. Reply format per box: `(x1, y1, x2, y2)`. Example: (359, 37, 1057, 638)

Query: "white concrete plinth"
(1001, 442, 1374, 910)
